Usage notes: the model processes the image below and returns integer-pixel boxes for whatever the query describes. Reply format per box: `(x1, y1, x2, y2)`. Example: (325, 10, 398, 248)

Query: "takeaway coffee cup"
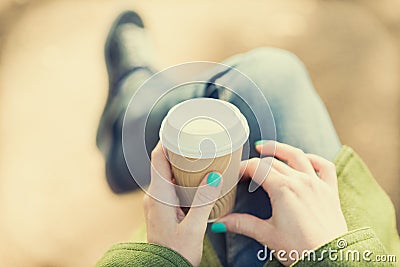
(159, 98, 249, 221)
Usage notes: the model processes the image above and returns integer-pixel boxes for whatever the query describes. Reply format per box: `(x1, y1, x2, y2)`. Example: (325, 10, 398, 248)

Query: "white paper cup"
(160, 98, 249, 221)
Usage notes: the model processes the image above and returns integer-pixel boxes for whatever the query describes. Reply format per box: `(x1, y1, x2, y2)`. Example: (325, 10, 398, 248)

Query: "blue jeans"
(97, 47, 341, 266)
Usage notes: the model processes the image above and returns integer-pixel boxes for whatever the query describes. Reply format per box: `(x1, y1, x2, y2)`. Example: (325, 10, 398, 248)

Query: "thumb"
(216, 213, 273, 245)
(183, 172, 223, 230)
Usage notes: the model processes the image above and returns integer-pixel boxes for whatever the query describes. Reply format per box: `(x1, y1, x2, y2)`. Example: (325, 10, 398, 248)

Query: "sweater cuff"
(294, 227, 392, 266)
(95, 242, 192, 267)
(264, 228, 393, 267)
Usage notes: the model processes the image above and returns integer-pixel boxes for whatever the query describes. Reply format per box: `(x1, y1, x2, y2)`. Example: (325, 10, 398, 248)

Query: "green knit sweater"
(96, 146, 400, 266)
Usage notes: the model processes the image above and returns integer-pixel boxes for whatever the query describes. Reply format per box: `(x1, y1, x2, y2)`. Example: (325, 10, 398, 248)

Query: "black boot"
(97, 11, 155, 193)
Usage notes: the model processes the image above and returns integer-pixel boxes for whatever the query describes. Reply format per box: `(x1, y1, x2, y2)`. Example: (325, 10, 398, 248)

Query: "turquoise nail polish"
(211, 222, 227, 233)
(207, 172, 221, 187)
(254, 140, 266, 147)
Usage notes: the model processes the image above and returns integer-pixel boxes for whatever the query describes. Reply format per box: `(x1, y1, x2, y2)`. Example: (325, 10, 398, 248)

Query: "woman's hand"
(144, 142, 223, 267)
(216, 141, 348, 266)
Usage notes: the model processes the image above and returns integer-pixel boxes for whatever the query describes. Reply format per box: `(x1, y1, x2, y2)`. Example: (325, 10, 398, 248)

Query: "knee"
(245, 47, 304, 69)
(239, 47, 308, 89)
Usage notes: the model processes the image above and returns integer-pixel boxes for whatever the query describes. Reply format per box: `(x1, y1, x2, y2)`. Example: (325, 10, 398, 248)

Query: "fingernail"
(211, 222, 227, 233)
(207, 172, 221, 187)
(254, 140, 266, 147)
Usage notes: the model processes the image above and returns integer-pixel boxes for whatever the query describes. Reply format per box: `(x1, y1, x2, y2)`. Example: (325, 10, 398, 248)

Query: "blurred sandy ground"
(0, 0, 399, 266)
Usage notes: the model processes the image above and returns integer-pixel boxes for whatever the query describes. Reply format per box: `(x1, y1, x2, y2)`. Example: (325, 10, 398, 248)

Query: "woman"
(95, 11, 400, 266)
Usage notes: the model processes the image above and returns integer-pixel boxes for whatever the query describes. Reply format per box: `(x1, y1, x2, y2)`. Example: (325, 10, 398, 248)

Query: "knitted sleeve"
(95, 242, 192, 267)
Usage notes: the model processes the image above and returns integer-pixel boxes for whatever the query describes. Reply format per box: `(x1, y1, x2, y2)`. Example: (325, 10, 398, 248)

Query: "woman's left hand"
(144, 142, 223, 267)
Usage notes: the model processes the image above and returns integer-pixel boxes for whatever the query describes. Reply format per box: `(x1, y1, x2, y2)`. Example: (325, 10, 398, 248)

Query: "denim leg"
(205, 47, 342, 267)
(222, 47, 341, 160)
(98, 68, 212, 193)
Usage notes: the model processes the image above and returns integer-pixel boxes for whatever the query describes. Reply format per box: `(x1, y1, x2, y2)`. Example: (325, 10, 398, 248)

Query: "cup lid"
(160, 98, 249, 158)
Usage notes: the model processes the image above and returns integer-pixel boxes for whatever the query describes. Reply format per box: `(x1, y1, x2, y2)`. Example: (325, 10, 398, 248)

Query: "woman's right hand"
(216, 141, 348, 266)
